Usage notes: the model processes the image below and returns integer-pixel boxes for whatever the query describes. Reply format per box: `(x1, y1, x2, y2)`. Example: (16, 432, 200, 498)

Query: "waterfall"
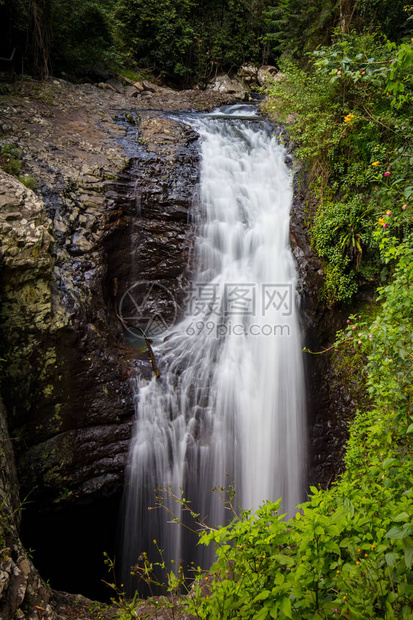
(121, 104, 306, 592)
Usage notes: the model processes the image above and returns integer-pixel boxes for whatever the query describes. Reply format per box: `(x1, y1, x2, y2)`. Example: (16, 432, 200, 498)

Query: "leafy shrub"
(264, 31, 413, 304)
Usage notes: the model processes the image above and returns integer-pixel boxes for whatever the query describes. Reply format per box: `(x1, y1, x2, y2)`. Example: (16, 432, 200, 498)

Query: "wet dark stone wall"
(15, 117, 201, 596)
(288, 157, 369, 490)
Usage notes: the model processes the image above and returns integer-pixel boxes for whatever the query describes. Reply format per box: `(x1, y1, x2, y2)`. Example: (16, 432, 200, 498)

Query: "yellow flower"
(371, 161, 380, 166)
(344, 113, 355, 124)
(378, 218, 385, 226)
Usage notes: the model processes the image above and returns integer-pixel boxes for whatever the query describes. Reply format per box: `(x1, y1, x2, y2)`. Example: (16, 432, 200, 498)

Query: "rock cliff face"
(0, 80, 231, 509)
(0, 77, 365, 611)
(0, 78, 233, 603)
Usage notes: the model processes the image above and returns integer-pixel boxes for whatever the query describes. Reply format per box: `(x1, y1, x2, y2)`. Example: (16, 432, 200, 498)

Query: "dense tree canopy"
(0, 0, 410, 84)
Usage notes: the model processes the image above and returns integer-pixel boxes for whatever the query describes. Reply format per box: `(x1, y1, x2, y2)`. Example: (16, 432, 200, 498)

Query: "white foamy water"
(121, 106, 306, 590)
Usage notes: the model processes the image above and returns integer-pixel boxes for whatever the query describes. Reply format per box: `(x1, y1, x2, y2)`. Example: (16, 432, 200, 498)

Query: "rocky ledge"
(0, 77, 234, 609)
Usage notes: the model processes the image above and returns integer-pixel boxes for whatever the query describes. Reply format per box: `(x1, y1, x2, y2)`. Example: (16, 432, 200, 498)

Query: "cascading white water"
(121, 105, 306, 590)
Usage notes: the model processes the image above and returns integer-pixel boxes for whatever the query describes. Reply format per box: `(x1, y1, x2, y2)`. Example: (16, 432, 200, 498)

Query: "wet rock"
(0, 76, 221, 605)
(141, 81, 157, 93)
(106, 78, 125, 94)
(133, 80, 145, 92)
(0, 79, 218, 517)
(97, 81, 117, 92)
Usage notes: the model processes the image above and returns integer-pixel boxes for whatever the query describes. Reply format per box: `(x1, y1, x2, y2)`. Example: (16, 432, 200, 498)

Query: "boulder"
(97, 81, 116, 92)
(257, 65, 278, 85)
(106, 77, 125, 94)
(116, 73, 135, 86)
(237, 64, 259, 85)
(206, 74, 250, 100)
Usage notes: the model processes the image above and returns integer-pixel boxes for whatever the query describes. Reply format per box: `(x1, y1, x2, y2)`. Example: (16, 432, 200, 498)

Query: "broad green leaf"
(394, 512, 410, 522)
(386, 525, 411, 540)
(405, 547, 413, 570)
(385, 552, 399, 566)
(273, 554, 295, 567)
(280, 597, 292, 619)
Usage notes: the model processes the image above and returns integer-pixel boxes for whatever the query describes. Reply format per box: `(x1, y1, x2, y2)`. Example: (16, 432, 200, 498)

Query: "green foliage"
(264, 31, 413, 304)
(103, 553, 141, 619)
(19, 175, 36, 190)
(264, 0, 410, 64)
(264, 0, 334, 60)
(1, 0, 411, 84)
(105, 540, 187, 619)
(357, 0, 411, 41)
(51, 0, 118, 73)
(185, 485, 413, 617)
(0, 143, 22, 176)
(313, 34, 413, 109)
(313, 195, 375, 303)
(113, 0, 196, 83)
(113, 0, 271, 85)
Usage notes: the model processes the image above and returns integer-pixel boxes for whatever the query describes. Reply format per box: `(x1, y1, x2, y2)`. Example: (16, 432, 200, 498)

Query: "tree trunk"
(29, 0, 52, 79)
(339, 0, 358, 33)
